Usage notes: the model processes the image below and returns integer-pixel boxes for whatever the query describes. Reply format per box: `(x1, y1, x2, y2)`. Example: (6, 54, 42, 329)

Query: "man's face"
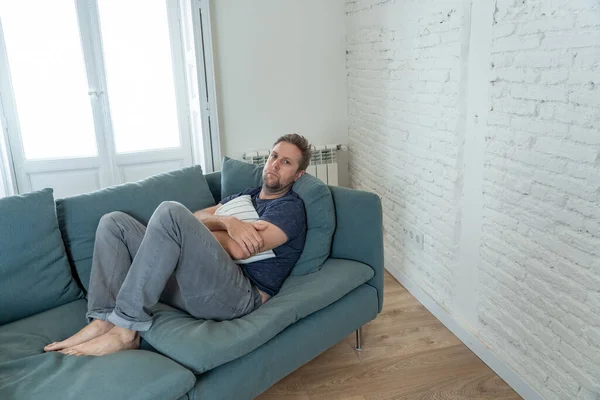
(262, 142, 305, 192)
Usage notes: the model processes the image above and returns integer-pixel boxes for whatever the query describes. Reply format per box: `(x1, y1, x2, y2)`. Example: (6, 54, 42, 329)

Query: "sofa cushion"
(190, 285, 379, 400)
(56, 165, 215, 291)
(204, 171, 222, 203)
(141, 258, 374, 374)
(0, 188, 82, 325)
(220, 156, 264, 199)
(289, 173, 336, 275)
(220, 157, 336, 275)
(0, 300, 196, 400)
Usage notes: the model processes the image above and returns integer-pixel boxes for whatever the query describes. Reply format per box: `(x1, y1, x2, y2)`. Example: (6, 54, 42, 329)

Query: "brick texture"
(482, 1, 600, 399)
(346, 0, 464, 307)
(346, 0, 600, 399)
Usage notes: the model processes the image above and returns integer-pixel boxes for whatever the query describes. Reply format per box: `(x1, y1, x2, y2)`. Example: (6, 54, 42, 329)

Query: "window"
(0, 0, 219, 197)
(97, 0, 181, 153)
(1, 1, 97, 160)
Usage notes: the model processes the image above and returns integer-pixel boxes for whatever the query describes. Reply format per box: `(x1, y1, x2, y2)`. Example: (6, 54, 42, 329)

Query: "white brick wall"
(346, 0, 600, 399)
(482, 1, 600, 399)
(346, 0, 464, 307)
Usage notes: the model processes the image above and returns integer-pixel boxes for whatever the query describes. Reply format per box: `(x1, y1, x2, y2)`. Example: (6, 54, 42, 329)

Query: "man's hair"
(273, 133, 312, 172)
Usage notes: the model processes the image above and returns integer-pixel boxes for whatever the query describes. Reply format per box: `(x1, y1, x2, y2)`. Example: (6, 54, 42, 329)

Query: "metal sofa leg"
(355, 326, 363, 351)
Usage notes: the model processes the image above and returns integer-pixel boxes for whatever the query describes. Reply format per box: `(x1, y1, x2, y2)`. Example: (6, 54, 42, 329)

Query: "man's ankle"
(111, 326, 137, 341)
(92, 319, 111, 325)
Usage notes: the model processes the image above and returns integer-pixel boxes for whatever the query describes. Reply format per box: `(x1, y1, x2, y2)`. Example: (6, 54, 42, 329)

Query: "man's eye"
(284, 160, 290, 164)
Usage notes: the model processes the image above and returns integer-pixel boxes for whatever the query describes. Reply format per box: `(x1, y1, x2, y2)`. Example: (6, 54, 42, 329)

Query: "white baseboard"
(386, 265, 544, 400)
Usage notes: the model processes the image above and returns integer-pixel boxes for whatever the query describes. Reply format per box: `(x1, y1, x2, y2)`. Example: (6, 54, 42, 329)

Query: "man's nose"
(272, 159, 280, 169)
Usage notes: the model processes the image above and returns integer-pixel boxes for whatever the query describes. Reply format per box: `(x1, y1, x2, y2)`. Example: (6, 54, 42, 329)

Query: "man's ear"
(294, 170, 305, 181)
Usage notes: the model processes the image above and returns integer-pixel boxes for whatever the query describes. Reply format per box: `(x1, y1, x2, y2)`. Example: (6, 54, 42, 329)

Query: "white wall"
(346, 0, 600, 399)
(210, 0, 349, 159)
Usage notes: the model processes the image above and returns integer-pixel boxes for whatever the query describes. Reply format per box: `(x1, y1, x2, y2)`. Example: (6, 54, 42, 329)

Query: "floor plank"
(257, 271, 521, 400)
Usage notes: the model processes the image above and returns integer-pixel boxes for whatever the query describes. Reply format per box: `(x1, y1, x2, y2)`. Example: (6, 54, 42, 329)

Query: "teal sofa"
(0, 164, 383, 400)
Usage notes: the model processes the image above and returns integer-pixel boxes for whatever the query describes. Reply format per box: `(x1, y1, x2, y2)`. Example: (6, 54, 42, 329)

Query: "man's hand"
(212, 231, 247, 260)
(252, 220, 269, 231)
(226, 218, 268, 257)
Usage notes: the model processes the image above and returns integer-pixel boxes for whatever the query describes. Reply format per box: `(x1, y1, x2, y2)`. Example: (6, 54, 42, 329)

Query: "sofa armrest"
(328, 186, 384, 313)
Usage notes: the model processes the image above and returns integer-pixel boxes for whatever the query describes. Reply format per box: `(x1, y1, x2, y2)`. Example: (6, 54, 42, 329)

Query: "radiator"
(243, 144, 349, 187)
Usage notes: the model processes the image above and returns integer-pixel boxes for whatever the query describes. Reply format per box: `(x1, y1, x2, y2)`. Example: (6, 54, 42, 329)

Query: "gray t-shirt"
(221, 187, 306, 296)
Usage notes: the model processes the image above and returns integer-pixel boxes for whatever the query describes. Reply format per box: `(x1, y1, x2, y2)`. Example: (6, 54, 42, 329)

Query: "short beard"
(262, 175, 293, 195)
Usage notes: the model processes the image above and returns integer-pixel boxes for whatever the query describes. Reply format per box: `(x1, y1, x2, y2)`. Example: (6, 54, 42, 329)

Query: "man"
(44, 134, 310, 356)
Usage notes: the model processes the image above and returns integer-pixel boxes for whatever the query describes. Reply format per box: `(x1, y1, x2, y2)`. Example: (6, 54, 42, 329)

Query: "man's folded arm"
(212, 231, 248, 260)
(252, 221, 288, 252)
(193, 204, 230, 231)
(193, 204, 289, 258)
(212, 222, 287, 260)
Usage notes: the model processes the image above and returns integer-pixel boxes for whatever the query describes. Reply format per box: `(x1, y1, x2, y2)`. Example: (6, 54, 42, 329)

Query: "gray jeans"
(86, 201, 262, 331)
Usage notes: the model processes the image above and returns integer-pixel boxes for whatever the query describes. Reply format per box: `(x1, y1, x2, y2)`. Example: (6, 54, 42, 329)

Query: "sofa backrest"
(56, 166, 216, 292)
(0, 189, 82, 325)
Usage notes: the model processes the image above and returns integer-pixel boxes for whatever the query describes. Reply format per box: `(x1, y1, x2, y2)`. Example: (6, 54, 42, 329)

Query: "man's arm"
(251, 198, 305, 253)
(194, 204, 264, 257)
(214, 221, 288, 260)
(212, 231, 248, 260)
(193, 206, 288, 256)
(193, 205, 244, 258)
(193, 204, 228, 231)
(252, 220, 288, 252)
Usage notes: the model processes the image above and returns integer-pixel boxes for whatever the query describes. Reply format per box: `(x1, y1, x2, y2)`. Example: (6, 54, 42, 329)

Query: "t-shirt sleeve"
(258, 197, 306, 242)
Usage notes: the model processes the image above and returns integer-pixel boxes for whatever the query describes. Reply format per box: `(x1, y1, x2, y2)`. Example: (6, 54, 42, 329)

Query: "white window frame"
(0, 103, 15, 197)
(191, 0, 221, 172)
(0, 19, 17, 197)
(0, 0, 220, 197)
(0, 102, 15, 197)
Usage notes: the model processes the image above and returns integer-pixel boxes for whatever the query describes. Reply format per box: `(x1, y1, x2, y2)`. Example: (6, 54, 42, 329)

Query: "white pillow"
(215, 195, 276, 264)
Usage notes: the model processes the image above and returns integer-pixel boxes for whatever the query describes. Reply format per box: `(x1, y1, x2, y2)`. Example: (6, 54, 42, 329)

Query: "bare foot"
(59, 326, 140, 357)
(44, 319, 115, 352)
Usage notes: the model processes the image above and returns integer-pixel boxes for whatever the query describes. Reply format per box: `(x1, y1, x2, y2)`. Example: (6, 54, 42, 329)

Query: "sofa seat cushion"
(0, 300, 196, 400)
(142, 258, 374, 374)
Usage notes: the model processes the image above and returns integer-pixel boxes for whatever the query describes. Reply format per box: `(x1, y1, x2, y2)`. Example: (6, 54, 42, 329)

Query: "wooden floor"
(257, 271, 521, 400)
